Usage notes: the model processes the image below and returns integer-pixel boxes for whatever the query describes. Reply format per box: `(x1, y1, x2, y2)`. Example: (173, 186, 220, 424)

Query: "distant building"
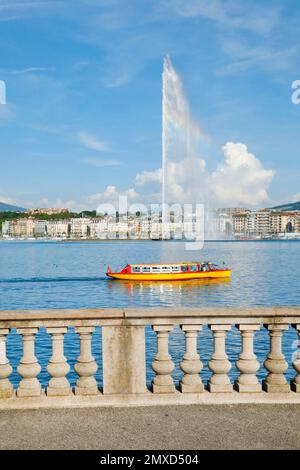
(232, 209, 300, 237)
(232, 212, 248, 235)
(70, 218, 91, 238)
(1, 221, 9, 237)
(3, 217, 35, 238)
(34, 220, 47, 237)
(26, 208, 69, 215)
(214, 208, 250, 237)
(46, 220, 70, 238)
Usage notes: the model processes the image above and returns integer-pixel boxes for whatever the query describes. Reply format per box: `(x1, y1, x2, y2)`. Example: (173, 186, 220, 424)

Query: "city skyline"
(2, 205, 300, 241)
(1, 0, 300, 211)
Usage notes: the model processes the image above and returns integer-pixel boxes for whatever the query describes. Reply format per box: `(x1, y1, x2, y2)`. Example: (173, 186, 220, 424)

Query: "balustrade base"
(0, 385, 13, 399)
(180, 383, 204, 393)
(262, 382, 291, 393)
(2, 390, 300, 411)
(75, 386, 99, 396)
(17, 388, 41, 398)
(152, 383, 176, 394)
(46, 386, 71, 397)
(0, 380, 14, 398)
(234, 382, 262, 393)
(207, 384, 233, 393)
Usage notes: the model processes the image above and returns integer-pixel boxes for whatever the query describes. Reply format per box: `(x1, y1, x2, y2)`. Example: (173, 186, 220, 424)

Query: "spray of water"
(162, 55, 217, 239)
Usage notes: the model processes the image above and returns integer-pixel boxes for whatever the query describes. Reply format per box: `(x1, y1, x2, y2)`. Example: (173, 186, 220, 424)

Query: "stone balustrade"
(0, 307, 300, 408)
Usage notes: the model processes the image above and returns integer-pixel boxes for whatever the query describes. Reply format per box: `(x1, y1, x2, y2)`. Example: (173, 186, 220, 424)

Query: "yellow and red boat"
(106, 262, 231, 281)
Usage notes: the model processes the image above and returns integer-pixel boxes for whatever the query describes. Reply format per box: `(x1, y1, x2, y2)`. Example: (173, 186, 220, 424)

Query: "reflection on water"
(1, 240, 299, 388)
(107, 278, 231, 305)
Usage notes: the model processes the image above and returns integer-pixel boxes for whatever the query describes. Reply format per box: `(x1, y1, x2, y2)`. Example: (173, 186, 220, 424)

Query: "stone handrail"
(0, 307, 300, 406)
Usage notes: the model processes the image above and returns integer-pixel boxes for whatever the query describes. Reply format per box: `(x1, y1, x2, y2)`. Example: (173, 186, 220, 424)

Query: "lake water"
(0, 239, 299, 388)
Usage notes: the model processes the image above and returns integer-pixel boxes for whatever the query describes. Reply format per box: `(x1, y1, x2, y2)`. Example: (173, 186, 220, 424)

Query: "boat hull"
(106, 270, 231, 281)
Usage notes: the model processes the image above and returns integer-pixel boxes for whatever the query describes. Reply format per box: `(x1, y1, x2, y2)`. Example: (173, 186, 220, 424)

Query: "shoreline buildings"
(1, 207, 300, 240)
(225, 208, 300, 239)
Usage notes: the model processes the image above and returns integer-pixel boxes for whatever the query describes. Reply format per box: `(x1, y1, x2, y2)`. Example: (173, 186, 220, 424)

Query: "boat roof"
(129, 262, 205, 267)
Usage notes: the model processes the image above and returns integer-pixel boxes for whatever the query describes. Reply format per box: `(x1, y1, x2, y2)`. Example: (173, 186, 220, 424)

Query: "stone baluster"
(46, 327, 70, 396)
(292, 324, 300, 393)
(180, 325, 204, 393)
(235, 324, 261, 392)
(0, 329, 13, 398)
(152, 325, 175, 393)
(208, 325, 232, 392)
(74, 327, 98, 395)
(17, 328, 41, 397)
(263, 324, 290, 393)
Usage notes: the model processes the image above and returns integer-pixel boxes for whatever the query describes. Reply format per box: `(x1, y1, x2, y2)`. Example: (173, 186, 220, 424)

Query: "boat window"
(161, 266, 171, 272)
(171, 266, 180, 272)
(151, 267, 161, 272)
(142, 267, 151, 272)
(190, 265, 198, 272)
(132, 266, 141, 273)
(181, 265, 188, 272)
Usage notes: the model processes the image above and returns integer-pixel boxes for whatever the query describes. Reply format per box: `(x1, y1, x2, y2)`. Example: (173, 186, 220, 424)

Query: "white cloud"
(3, 140, 274, 212)
(0, 1, 64, 13)
(36, 197, 50, 206)
(0, 1, 67, 22)
(102, 141, 274, 209)
(210, 142, 275, 206)
(135, 168, 162, 186)
(33, 198, 76, 210)
(164, 158, 206, 204)
(291, 193, 300, 203)
(135, 159, 207, 204)
(104, 71, 131, 89)
(171, 0, 279, 34)
(0, 196, 20, 205)
(83, 158, 120, 167)
(53, 198, 77, 210)
(86, 185, 140, 206)
(78, 131, 109, 152)
(13, 67, 55, 75)
(219, 39, 297, 75)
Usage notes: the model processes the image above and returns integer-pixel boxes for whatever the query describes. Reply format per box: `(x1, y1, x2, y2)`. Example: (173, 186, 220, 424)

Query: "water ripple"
(0, 276, 105, 284)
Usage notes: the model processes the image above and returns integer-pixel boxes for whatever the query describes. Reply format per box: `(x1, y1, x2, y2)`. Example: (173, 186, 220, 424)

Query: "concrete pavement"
(0, 404, 299, 450)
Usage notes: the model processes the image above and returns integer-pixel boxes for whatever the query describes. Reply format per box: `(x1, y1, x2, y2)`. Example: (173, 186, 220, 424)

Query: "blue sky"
(0, 0, 300, 210)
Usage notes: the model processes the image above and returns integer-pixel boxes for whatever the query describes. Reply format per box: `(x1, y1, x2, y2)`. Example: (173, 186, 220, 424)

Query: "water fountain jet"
(161, 56, 217, 240)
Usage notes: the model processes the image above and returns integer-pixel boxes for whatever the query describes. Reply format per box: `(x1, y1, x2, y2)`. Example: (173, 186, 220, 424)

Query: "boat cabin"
(120, 262, 217, 274)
